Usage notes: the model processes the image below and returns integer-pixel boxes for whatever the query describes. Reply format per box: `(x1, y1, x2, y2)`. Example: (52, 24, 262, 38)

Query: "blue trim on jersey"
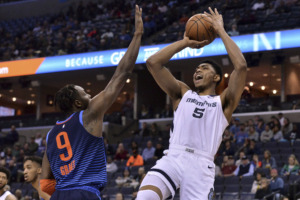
(79, 110, 83, 125)
(56, 112, 76, 124)
(46, 129, 51, 144)
(58, 186, 101, 199)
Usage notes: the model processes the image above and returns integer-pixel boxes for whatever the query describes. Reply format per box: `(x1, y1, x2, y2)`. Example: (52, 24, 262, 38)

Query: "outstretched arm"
(40, 147, 56, 196)
(205, 8, 247, 121)
(146, 33, 208, 103)
(87, 5, 143, 117)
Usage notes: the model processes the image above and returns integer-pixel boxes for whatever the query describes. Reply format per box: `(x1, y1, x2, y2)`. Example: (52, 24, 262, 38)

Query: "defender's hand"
(183, 32, 208, 49)
(135, 5, 143, 35)
(204, 7, 224, 34)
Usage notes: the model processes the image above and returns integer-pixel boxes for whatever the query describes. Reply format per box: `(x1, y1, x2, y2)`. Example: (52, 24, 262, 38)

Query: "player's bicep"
(221, 68, 247, 112)
(147, 64, 187, 100)
(6, 195, 17, 200)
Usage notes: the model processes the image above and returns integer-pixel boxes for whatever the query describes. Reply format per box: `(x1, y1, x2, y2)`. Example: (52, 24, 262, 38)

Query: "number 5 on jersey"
(56, 132, 73, 161)
(193, 108, 205, 118)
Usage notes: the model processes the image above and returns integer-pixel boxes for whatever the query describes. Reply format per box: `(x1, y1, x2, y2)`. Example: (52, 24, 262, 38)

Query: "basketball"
(185, 14, 216, 44)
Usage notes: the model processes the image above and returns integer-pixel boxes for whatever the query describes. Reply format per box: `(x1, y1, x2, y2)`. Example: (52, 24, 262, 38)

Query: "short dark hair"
(54, 84, 80, 114)
(0, 167, 10, 180)
(24, 156, 42, 166)
(201, 60, 223, 85)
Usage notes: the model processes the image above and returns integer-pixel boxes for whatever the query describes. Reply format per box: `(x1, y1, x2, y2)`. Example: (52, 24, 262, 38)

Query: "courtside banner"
(0, 29, 299, 78)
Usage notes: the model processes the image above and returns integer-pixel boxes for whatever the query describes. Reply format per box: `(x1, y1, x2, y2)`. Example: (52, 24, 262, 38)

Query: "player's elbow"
(146, 56, 159, 71)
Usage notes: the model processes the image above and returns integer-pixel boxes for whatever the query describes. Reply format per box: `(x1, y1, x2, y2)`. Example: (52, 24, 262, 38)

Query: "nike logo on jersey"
(208, 165, 213, 169)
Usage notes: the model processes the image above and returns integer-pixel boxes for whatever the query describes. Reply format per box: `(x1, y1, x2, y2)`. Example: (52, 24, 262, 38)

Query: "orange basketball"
(185, 14, 216, 44)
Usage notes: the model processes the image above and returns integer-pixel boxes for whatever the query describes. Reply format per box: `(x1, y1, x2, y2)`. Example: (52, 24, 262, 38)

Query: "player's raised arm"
(40, 147, 56, 197)
(88, 5, 143, 116)
(146, 34, 208, 101)
(205, 7, 247, 121)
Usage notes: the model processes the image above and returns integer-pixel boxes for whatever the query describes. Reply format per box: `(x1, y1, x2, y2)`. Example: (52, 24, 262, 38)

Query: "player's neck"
(0, 189, 5, 196)
(197, 87, 216, 96)
(31, 176, 40, 190)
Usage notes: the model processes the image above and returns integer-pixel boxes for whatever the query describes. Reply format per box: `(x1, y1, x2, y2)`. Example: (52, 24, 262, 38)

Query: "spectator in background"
(222, 128, 234, 143)
(153, 143, 164, 160)
(114, 143, 129, 161)
(126, 147, 144, 167)
(255, 177, 271, 200)
(115, 168, 134, 188)
(262, 150, 277, 169)
(34, 133, 43, 147)
(157, 2, 168, 13)
(252, 154, 262, 169)
(133, 167, 146, 189)
(28, 136, 39, 155)
(229, 118, 240, 135)
(252, 0, 265, 10)
(232, 156, 255, 178)
(138, 122, 150, 137)
(106, 156, 118, 174)
(269, 169, 284, 198)
(37, 138, 46, 157)
(273, 125, 283, 142)
(235, 123, 248, 145)
(139, 104, 152, 119)
(286, 123, 300, 143)
(282, 118, 293, 137)
(160, 104, 173, 118)
(14, 189, 23, 200)
(221, 140, 235, 156)
(6, 160, 18, 183)
(2, 125, 19, 146)
(236, 151, 246, 167)
(121, 93, 133, 119)
(280, 154, 300, 176)
(149, 123, 160, 137)
(267, 116, 280, 132)
(244, 139, 260, 156)
(256, 118, 265, 134)
(251, 171, 265, 194)
(221, 155, 237, 177)
(260, 125, 273, 143)
(278, 113, 285, 127)
(248, 126, 259, 142)
(228, 24, 239, 36)
(142, 140, 155, 162)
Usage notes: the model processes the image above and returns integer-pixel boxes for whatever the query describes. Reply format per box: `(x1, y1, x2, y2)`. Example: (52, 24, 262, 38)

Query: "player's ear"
(214, 74, 220, 83)
(74, 99, 82, 108)
(37, 167, 42, 174)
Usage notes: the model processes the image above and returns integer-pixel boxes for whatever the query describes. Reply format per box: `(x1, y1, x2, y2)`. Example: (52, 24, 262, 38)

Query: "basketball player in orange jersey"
(40, 5, 143, 200)
(136, 7, 247, 200)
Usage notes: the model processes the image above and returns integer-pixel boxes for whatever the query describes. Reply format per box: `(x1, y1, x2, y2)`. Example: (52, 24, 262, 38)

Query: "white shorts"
(145, 144, 215, 200)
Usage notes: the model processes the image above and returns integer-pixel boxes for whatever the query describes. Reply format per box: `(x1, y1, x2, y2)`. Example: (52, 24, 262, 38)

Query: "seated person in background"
(235, 151, 246, 167)
(269, 169, 284, 198)
(222, 128, 234, 143)
(106, 156, 118, 174)
(273, 125, 283, 142)
(251, 171, 266, 194)
(235, 123, 248, 146)
(153, 143, 164, 160)
(260, 125, 273, 143)
(251, 154, 262, 169)
(115, 168, 135, 188)
(248, 125, 259, 142)
(115, 192, 124, 200)
(141, 140, 155, 162)
(126, 147, 144, 167)
(221, 140, 235, 156)
(114, 143, 129, 161)
(255, 177, 271, 200)
(280, 154, 300, 176)
(241, 139, 260, 156)
(221, 155, 237, 177)
(262, 150, 277, 169)
(232, 156, 255, 178)
(132, 167, 146, 189)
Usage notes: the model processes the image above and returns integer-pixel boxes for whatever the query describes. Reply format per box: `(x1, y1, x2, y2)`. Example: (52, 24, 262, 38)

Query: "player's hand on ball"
(183, 32, 208, 49)
(135, 5, 143, 35)
(204, 7, 224, 34)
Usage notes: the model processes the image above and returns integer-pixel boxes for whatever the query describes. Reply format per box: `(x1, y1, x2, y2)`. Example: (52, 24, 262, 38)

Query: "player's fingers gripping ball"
(185, 14, 216, 44)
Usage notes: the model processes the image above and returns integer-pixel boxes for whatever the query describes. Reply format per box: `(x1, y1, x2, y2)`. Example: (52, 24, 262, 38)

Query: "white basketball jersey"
(0, 191, 12, 200)
(170, 90, 228, 156)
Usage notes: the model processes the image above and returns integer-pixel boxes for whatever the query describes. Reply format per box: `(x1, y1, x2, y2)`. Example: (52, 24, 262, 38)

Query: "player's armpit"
(40, 179, 56, 195)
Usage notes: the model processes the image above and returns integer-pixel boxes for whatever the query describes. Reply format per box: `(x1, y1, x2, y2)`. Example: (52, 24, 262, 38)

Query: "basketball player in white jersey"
(136, 8, 247, 200)
(0, 167, 17, 200)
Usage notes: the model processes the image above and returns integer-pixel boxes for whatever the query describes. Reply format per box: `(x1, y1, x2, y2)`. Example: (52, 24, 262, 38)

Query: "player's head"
(193, 60, 222, 92)
(23, 156, 42, 183)
(55, 84, 91, 114)
(0, 167, 10, 190)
